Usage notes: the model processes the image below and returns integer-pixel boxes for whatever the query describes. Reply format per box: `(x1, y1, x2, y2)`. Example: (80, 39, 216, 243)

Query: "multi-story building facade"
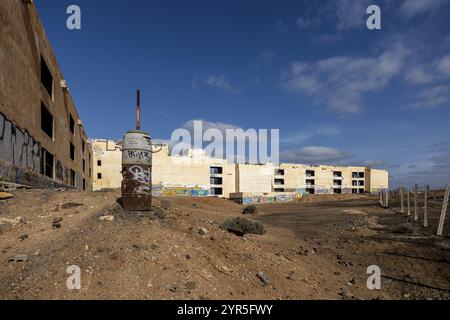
(0, 1, 93, 190)
(92, 139, 389, 203)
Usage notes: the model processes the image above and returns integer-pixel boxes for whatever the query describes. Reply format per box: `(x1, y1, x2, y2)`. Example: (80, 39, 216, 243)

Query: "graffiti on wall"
(241, 193, 297, 205)
(127, 165, 151, 194)
(152, 183, 209, 197)
(0, 112, 41, 173)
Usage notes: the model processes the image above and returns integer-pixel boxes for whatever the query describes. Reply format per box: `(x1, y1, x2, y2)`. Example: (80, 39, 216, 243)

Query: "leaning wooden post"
(437, 185, 450, 236)
(400, 187, 405, 214)
(424, 185, 429, 228)
(379, 191, 383, 206)
(414, 184, 418, 221)
(407, 189, 411, 216)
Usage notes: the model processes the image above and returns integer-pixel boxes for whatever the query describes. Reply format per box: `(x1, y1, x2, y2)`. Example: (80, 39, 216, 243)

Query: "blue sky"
(35, 0, 450, 188)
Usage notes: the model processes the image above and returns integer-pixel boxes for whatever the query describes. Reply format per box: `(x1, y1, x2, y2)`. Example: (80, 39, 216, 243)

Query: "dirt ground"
(0, 189, 449, 300)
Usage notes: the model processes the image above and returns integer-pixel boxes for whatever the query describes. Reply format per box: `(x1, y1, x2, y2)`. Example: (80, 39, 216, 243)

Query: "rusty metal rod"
(136, 89, 141, 131)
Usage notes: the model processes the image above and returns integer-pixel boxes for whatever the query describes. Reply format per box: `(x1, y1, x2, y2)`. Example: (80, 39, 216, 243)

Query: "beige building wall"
(92, 140, 122, 191)
(235, 164, 274, 194)
(369, 169, 389, 193)
(0, 1, 92, 190)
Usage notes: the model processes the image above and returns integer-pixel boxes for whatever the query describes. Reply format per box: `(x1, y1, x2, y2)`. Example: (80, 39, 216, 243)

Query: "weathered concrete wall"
(0, 1, 92, 190)
(235, 164, 274, 194)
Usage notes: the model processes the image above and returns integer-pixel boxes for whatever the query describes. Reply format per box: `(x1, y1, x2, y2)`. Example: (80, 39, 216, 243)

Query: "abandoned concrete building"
(0, 1, 93, 190)
(92, 139, 389, 204)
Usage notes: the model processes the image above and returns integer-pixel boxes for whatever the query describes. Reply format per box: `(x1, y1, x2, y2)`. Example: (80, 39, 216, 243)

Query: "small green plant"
(222, 217, 265, 236)
(242, 205, 258, 215)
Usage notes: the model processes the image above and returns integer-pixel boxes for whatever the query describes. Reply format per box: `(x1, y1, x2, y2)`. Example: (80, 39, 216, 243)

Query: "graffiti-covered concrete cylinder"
(121, 130, 152, 210)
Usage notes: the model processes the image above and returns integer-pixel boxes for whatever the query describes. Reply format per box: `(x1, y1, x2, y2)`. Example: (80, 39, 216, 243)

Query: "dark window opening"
(40, 102, 53, 138)
(97, 173, 102, 179)
(83, 179, 86, 191)
(274, 188, 285, 193)
(210, 187, 223, 196)
(210, 166, 223, 175)
(306, 179, 315, 186)
(70, 142, 75, 161)
(40, 55, 53, 97)
(40, 148, 54, 179)
(82, 140, 85, 153)
(306, 188, 315, 195)
(69, 114, 75, 135)
(352, 180, 358, 186)
(210, 177, 223, 185)
(70, 170, 76, 187)
(333, 188, 342, 194)
(358, 180, 365, 186)
(359, 189, 365, 194)
(352, 188, 358, 194)
(82, 159, 86, 172)
(333, 180, 342, 186)
(274, 179, 285, 185)
(333, 171, 342, 177)
(306, 170, 315, 177)
(352, 172, 365, 179)
(275, 169, 285, 176)
(97, 160, 102, 167)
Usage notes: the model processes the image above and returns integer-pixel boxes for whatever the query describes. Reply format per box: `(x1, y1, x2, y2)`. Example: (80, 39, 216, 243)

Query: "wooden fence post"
(379, 191, 383, 206)
(400, 187, 405, 214)
(385, 190, 389, 208)
(414, 184, 418, 221)
(407, 189, 411, 216)
(424, 185, 429, 228)
(437, 185, 450, 236)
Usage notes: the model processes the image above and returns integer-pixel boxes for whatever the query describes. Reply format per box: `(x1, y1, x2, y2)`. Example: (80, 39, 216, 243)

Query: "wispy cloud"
(192, 74, 241, 95)
(281, 44, 411, 114)
(406, 85, 450, 109)
(399, 0, 449, 18)
(281, 125, 341, 144)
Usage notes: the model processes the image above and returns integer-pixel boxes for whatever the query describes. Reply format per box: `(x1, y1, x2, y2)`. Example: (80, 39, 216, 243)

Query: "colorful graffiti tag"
(152, 184, 210, 197)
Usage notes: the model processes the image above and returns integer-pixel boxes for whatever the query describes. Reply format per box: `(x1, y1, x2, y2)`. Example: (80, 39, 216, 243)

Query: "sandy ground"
(0, 189, 449, 300)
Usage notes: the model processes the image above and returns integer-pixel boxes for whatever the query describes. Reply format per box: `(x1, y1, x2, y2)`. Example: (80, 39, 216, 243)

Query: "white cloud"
(192, 74, 241, 95)
(399, 0, 449, 18)
(281, 44, 411, 114)
(280, 146, 351, 164)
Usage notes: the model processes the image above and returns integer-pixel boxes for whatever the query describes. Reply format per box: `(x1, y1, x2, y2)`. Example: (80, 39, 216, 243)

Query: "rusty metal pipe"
(136, 89, 141, 131)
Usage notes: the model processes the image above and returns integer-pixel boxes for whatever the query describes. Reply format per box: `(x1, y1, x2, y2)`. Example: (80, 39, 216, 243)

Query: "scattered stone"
(151, 208, 166, 220)
(99, 215, 114, 221)
(185, 281, 197, 291)
(185, 254, 192, 260)
(169, 284, 180, 292)
(61, 202, 84, 209)
(53, 217, 63, 224)
(0, 192, 14, 200)
(18, 234, 28, 241)
(8, 254, 29, 262)
(198, 227, 208, 236)
(256, 272, 271, 286)
(0, 217, 24, 225)
(52, 222, 62, 229)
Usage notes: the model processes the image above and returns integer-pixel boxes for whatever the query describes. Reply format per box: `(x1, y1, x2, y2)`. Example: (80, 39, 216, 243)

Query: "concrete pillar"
(407, 189, 411, 216)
